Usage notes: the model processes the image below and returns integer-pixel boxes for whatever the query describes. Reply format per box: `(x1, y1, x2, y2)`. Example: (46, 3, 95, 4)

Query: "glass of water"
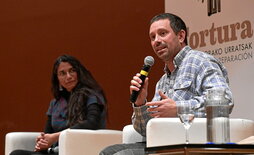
(177, 102, 195, 144)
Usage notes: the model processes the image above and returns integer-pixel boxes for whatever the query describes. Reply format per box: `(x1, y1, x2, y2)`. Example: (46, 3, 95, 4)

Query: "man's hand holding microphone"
(129, 56, 177, 117)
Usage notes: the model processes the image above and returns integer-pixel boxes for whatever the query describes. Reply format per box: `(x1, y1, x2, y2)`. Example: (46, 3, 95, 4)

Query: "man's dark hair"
(150, 13, 188, 45)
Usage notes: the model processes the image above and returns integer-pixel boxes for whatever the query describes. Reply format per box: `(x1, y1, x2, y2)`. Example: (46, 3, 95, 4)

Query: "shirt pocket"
(173, 79, 194, 100)
(174, 78, 193, 90)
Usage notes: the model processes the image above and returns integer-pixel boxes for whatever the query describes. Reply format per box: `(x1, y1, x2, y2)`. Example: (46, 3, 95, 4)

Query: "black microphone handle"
(130, 65, 151, 103)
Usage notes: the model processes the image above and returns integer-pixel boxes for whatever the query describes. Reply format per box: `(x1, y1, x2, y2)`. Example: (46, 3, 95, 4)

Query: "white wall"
(165, 0, 254, 120)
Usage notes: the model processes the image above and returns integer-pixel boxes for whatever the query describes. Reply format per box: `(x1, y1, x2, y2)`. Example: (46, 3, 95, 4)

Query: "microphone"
(130, 56, 154, 103)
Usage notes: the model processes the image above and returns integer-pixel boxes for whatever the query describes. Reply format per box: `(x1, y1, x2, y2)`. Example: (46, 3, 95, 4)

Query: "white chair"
(5, 129, 122, 155)
(5, 132, 40, 155)
(122, 118, 254, 147)
(147, 118, 254, 147)
(147, 118, 206, 147)
(6, 118, 254, 154)
(59, 129, 122, 155)
(122, 124, 144, 144)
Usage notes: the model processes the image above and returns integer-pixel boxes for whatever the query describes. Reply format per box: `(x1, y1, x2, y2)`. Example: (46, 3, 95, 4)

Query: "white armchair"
(5, 132, 40, 155)
(59, 129, 122, 155)
(5, 129, 122, 155)
(6, 118, 254, 155)
(122, 118, 254, 147)
(122, 124, 144, 143)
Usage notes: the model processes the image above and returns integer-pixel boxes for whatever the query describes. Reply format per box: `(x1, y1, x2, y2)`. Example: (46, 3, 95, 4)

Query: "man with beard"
(100, 12, 233, 155)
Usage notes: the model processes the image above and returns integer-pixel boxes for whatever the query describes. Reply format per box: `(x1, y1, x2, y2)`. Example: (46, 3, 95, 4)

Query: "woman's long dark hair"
(51, 54, 107, 126)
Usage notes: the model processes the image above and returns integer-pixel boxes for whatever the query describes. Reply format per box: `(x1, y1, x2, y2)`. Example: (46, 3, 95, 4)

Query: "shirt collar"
(163, 65, 171, 76)
(173, 45, 191, 68)
(163, 45, 191, 75)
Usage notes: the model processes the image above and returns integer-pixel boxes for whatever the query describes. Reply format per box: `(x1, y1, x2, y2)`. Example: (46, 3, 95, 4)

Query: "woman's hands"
(34, 132, 60, 152)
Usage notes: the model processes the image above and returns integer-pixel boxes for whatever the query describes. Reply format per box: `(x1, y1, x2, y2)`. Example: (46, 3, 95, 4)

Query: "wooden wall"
(0, 0, 164, 153)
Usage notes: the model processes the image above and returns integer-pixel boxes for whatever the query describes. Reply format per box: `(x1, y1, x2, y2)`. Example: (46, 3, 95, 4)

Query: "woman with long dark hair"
(10, 54, 107, 155)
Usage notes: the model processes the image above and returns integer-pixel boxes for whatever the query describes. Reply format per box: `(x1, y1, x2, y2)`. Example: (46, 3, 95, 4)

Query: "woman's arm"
(44, 116, 54, 133)
(34, 132, 60, 152)
(70, 103, 103, 129)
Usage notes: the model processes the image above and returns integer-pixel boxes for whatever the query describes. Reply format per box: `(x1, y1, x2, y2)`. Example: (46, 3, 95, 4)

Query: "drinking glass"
(177, 102, 195, 144)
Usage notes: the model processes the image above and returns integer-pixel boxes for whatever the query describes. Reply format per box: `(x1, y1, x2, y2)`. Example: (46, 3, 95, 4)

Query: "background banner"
(165, 0, 253, 120)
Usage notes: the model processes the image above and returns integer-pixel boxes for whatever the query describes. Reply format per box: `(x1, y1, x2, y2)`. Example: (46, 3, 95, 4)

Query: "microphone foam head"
(144, 56, 154, 66)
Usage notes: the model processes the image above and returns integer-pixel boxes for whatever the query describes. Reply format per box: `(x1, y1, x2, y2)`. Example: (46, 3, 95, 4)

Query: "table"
(145, 143, 254, 155)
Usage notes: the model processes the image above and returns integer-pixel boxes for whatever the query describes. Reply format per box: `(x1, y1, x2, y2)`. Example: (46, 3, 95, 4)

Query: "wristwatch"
(47, 147, 54, 153)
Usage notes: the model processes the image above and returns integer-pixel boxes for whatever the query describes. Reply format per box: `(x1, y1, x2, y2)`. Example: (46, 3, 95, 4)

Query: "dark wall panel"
(0, 0, 164, 153)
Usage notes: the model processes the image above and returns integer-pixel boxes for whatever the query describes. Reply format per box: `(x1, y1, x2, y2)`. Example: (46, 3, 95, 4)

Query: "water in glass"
(177, 103, 195, 144)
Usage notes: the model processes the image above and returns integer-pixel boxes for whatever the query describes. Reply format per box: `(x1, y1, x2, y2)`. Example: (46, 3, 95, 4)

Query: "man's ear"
(177, 30, 186, 44)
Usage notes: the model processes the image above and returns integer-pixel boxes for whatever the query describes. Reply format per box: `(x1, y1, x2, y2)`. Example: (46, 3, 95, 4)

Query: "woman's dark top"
(45, 95, 105, 133)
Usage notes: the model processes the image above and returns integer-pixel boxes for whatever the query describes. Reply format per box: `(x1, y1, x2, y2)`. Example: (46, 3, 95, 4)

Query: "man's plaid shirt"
(132, 46, 233, 137)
